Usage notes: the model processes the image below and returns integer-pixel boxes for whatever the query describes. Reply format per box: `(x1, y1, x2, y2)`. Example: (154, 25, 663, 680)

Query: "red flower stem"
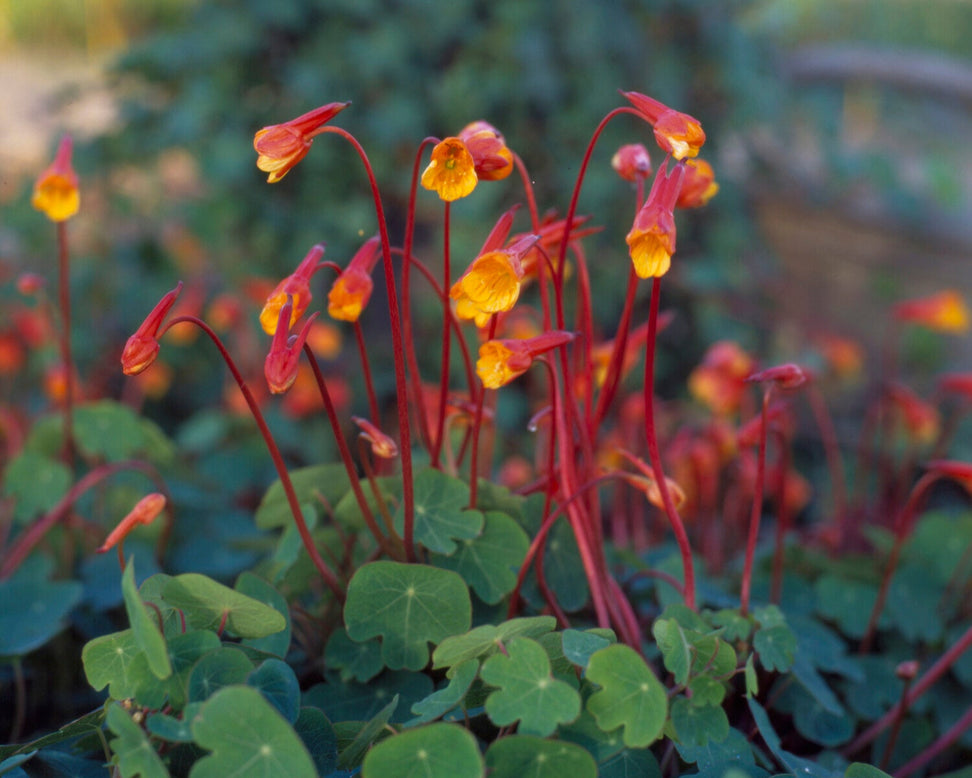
(513, 153, 541, 232)
(844, 621, 972, 758)
(400, 137, 439, 453)
(320, 126, 416, 561)
(643, 277, 696, 610)
(468, 318, 498, 508)
(352, 322, 381, 425)
(592, 266, 639, 428)
(356, 437, 399, 543)
(859, 471, 941, 653)
(806, 383, 848, 543)
(895, 703, 972, 777)
(879, 671, 914, 772)
(0, 460, 158, 579)
(56, 220, 76, 465)
(302, 343, 402, 561)
(571, 242, 596, 419)
(161, 315, 344, 598)
(770, 427, 791, 605)
(431, 202, 452, 467)
(741, 386, 772, 616)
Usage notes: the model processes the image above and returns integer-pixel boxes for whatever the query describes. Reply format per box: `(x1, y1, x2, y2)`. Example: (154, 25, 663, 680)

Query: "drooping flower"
(458, 120, 514, 181)
(121, 282, 184, 375)
(746, 363, 808, 391)
(260, 244, 325, 335)
(611, 143, 653, 182)
(265, 297, 318, 394)
(254, 102, 350, 183)
(476, 331, 575, 389)
(892, 290, 970, 334)
(352, 416, 398, 459)
(676, 158, 718, 208)
(620, 90, 706, 160)
(327, 236, 381, 322)
(615, 449, 687, 510)
(421, 137, 478, 201)
(32, 135, 80, 222)
(98, 493, 167, 553)
(688, 340, 757, 416)
(451, 234, 539, 327)
(625, 161, 686, 278)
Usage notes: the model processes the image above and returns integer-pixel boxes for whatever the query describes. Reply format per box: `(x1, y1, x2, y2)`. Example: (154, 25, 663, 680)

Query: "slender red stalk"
(320, 126, 416, 560)
(643, 277, 696, 610)
(770, 428, 791, 605)
(468, 318, 498, 508)
(432, 202, 452, 467)
(740, 386, 771, 616)
(352, 321, 381, 424)
(592, 266, 639, 427)
(806, 383, 849, 543)
(56, 221, 76, 464)
(895, 704, 972, 777)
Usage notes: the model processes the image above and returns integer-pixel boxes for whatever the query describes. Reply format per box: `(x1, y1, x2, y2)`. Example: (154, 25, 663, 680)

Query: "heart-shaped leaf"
(324, 627, 384, 683)
(586, 644, 667, 748)
(190, 685, 316, 777)
(248, 659, 300, 724)
(485, 735, 597, 778)
(481, 637, 581, 736)
(361, 723, 483, 778)
(187, 647, 253, 703)
(344, 561, 471, 670)
(394, 467, 484, 555)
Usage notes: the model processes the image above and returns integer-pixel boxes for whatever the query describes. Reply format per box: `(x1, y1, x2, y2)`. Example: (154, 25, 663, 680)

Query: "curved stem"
(432, 202, 452, 467)
(468, 318, 498, 508)
(353, 321, 381, 425)
(741, 387, 772, 616)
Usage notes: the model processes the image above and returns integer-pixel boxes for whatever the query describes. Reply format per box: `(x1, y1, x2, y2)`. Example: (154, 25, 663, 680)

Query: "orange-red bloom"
(121, 282, 184, 376)
(939, 372, 972, 401)
(625, 161, 686, 278)
(688, 341, 757, 416)
(676, 158, 718, 208)
(477, 331, 575, 389)
(611, 143, 653, 182)
(892, 290, 970, 334)
(747, 363, 808, 390)
(254, 102, 350, 183)
(421, 137, 478, 201)
(260, 244, 325, 335)
(621, 90, 706, 160)
(887, 383, 940, 444)
(451, 234, 539, 327)
(265, 297, 317, 394)
(458, 121, 514, 181)
(328, 236, 381, 322)
(32, 135, 80, 222)
(352, 416, 398, 459)
(98, 493, 167, 553)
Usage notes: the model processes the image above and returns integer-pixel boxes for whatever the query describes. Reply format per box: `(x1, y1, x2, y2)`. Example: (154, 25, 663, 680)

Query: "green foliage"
(361, 723, 483, 778)
(586, 644, 668, 748)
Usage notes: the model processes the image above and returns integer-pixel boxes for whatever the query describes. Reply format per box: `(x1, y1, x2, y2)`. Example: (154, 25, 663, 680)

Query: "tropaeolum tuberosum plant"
(2, 87, 972, 778)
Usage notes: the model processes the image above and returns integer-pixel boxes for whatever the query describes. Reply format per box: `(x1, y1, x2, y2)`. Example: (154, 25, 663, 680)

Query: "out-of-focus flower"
(611, 143, 653, 182)
(747, 363, 808, 391)
(517, 212, 601, 280)
(16, 273, 45, 297)
(688, 340, 757, 417)
(458, 121, 514, 181)
(121, 282, 183, 376)
(451, 234, 539, 327)
(0, 332, 25, 375)
(590, 313, 674, 388)
(44, 363, 81, 405)
(260, 244, 325, 335)
(476, 331, 574, 389)
(254, 102, 350, 183)
(353, 416, 398, 459)
(893, 290, 970, 334)
(620, 90, 706, 160)
(328, 236, 381, 322)
(816, 334, 864, 380)
(265, 297, 317, 394)
(306, 320, 342, 359)
(940, 372, 972, 401)
(132, 360, 173, 400)
(497, 455, 533, 490)
(887, 384, 940, 445)
(676, 158, 718, 208)
(32, 135, 80, 222)
(626, 162, 686, 278)
(206, 293, 245, 332)
(421, 137, 478, 201)
(98, 493, 167, 553)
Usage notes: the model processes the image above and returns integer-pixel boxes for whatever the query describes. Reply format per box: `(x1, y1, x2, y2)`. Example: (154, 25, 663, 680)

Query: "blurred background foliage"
(2, 0, 971, 434)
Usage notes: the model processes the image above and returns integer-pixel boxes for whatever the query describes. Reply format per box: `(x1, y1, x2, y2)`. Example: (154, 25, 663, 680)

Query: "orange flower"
(746, 363, 808, 391)
(688, 341, 756, 416)
(887, 383, 940, 445)
(254, 101, 350, 183)
(260, 244, 325, 335)
(621, 90, 706, 160)
(451, 234, 539, 327)
(458, 120, 514, 181)
(816, 334, 864, 380)
(476, 331, 574, 389)
(892, 290, 970, 334)
(676, 158, 718, 208)
(327, 236, 381, 322)
(516, 213, 601, 279)
(625, 162, 686, 278)
(32, 135, 80, 222)
(121, 282, 183, 376)
(265, 297, 317, 394)
(306, 320, 342, 359)
(421, 137, 478, 201)
(353, 416, 398, 459)
(611, 143, 653, 182)
(98, 493, 167, 553)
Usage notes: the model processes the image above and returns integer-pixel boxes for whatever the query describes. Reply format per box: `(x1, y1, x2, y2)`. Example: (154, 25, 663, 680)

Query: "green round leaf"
(361, 723, 483, 778)
(394, 467, 485, 555)
(2, 451, 72, 524)
(187, 647, 253, 703)
(255, 463, 351, 529)
(162, 573, 286, 638)
(432, 616, 557, 671)
(0, 566, 82, 656)
(248, 659, 301, 724)
(485, 735, 597, 778)
(324, 627, 384, 683)
(294, 707, 338, 776)
(670, 697, 730, 747)
(586, 644, 667, 748)
(344, 561, 471, 670)
(236, 572, 292, 657)
(190, 685, 316, 778)
(481, 637, 581, 736)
